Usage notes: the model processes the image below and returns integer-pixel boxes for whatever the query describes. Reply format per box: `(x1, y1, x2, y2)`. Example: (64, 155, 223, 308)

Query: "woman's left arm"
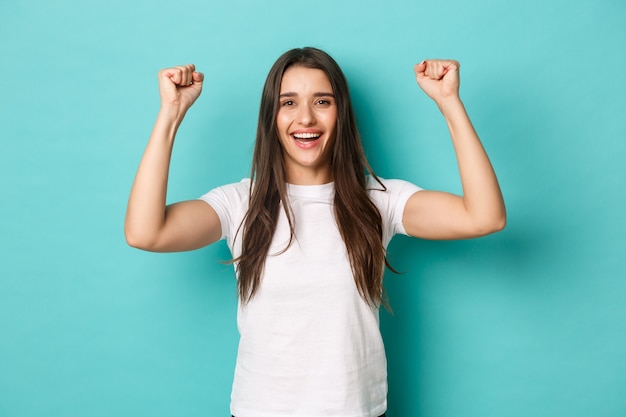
(402, 60, 506, 239)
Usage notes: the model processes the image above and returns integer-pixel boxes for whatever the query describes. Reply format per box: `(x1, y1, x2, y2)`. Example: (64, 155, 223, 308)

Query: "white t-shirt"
(200, 177, 421, 417)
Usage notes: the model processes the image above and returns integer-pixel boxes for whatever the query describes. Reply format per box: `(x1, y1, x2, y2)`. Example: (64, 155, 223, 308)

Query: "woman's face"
(276, 66, 337, 185)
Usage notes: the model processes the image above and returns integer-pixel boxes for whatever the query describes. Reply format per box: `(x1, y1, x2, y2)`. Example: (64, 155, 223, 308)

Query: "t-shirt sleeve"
(198, 179, 250, 242)
(369, 177, 423, 242)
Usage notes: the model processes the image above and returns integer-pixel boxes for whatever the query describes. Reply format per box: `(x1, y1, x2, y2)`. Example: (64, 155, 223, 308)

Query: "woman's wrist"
(435, 94, 463, 112)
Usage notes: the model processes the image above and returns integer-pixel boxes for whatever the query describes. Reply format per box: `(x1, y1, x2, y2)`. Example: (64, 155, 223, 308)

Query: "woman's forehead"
(279, 66, 333, 94)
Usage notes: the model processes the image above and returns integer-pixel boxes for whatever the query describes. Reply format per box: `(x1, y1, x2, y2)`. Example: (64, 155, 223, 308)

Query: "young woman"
(125, 47, 505, 417)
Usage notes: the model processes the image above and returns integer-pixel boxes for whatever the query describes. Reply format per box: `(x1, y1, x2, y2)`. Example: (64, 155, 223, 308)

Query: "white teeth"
(293, 132, 321, 139)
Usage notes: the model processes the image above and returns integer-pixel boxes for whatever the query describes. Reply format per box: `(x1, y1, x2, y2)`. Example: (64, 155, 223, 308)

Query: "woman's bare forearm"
(439, 97, 506, 232)
(124, 111, 183, 248)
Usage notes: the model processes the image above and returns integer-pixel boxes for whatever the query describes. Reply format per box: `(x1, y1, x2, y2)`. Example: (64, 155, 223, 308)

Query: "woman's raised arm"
(402, 60, 506, 240)
(124, 65, 222, 252)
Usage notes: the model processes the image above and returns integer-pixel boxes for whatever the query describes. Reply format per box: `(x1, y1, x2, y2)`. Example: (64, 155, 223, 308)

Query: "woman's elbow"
(124, 227, 157, 251)
(468, 209, 506, 237)
(491, 214, 507, 233)
(479, 212, 507, 236)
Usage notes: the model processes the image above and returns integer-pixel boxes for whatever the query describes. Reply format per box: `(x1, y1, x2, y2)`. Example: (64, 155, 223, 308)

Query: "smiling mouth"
(292, 132, 321, 143)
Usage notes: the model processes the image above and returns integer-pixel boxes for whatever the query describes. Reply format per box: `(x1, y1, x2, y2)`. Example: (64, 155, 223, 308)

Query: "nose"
(297, 103, 315, 125)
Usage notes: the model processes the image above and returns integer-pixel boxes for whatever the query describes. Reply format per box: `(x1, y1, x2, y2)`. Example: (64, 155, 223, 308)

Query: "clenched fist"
(414, 59, 460, 104)
(158, 64, 204, 117)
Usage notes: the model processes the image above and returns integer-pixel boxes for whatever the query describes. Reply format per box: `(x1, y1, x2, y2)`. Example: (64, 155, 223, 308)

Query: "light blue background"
(1, 0, 625, 416)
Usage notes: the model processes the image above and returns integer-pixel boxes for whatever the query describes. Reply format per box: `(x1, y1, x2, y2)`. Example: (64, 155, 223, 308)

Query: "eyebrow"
(279, 92, 335, 99)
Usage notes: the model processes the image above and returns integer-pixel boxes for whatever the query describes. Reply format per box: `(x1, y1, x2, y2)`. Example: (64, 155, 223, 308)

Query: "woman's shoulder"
(199, 178, 251, 204)
(367, 175, 423, 215)
(223, 178, 251, 192)
(367, 176, 423, 195)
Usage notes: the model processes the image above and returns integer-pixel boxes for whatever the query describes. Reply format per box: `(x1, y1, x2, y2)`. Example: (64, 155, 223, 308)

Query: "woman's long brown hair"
(235, 47, 391, 307)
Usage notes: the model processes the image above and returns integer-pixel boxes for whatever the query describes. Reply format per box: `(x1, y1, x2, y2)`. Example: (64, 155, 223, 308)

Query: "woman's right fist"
(158, 64, 204, 115)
